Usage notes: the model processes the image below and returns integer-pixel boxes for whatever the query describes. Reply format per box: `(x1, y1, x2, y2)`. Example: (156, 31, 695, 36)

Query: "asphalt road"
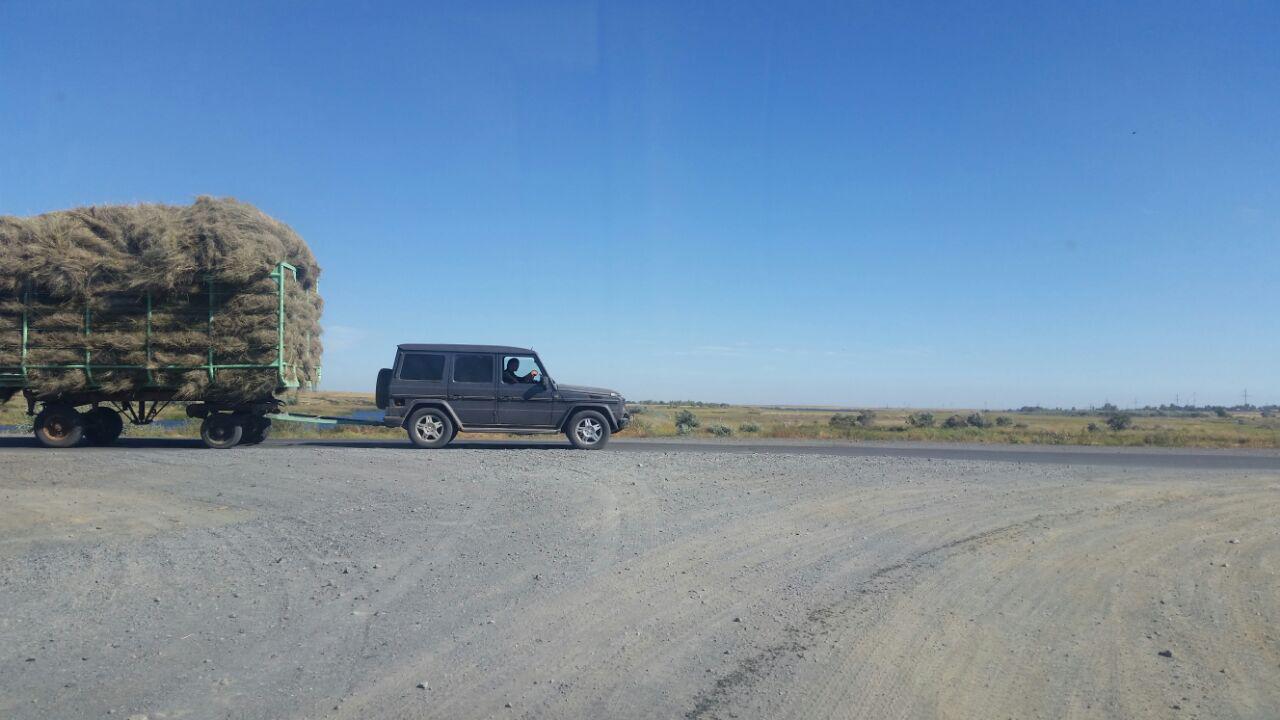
(1, 434, 1279, 470)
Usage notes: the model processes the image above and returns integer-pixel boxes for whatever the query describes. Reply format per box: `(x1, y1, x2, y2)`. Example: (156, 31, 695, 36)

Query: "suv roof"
(397, 343, 534, 355)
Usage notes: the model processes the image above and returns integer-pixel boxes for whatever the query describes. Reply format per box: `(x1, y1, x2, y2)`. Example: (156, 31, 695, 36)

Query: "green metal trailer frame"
(0, 261, 312, 392)
(264, 412, 384, 427)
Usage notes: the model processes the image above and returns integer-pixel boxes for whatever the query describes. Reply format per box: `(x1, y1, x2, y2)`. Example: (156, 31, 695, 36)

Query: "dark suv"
(375, 344, 629, 449)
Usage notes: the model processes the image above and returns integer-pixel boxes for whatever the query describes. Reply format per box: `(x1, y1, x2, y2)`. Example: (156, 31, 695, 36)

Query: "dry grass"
(0, 198, 322, 400)
(625, 404, 1280, 448)
(3, 392, 1275, 448)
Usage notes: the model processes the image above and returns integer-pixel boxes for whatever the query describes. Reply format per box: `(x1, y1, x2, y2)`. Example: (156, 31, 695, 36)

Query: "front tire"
(34, 405, 84, 448)
(566, 410, 611, 449)
(200, 414, 243, 449)
(83, 407, 124, 446)
(406, 407, 454, 448)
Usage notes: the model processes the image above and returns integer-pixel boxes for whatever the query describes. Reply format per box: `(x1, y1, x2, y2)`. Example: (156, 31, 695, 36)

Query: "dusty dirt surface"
(1, 445, 1277, 720)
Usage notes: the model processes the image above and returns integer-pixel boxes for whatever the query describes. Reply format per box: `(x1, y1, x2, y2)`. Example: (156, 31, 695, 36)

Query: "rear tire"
(241, 416, 271, 445)
(566, 410, 611, 450)
(406, 407, 453, 448)
(83, 407, 124, 446)
(200, 414, 243, 449)
(34, 405, 84, 448)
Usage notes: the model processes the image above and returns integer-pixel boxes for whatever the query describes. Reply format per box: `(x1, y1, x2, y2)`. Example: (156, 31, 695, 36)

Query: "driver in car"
(503, 357, 540, 384)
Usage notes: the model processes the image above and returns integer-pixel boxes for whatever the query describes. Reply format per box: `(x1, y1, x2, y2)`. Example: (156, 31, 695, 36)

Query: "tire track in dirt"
(685, 517, 1038, 720)
(329, 460, 1081, 719)
(696, 483, 1280, 720)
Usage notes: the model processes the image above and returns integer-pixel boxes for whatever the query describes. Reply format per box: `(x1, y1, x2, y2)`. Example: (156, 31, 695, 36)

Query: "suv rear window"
(453, 354, 494, 383)
(399, 353, 445, 381)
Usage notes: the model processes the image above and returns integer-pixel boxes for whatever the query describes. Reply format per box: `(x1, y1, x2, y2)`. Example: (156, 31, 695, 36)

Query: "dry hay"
(0, 197, 322, 401)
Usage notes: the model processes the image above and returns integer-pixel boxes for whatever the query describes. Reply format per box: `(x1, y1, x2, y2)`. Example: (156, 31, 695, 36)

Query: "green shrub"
(966, 413, 991, 428)
(1214, 407, 1230, 418)
(828, 412, 876, 429)
(629, 405, 647, 414)
(1106, 413, 1133, 431)
(943, 414, 966, 428)
(707, 424, 733, 437)
(674, 409, 700, 433)
(905, 412, 935, 428)
(1087, 422, 1102, 432)
(829, 413, 858, 429)
(738, 422, 760, 433)
(994, 415, 1013, 427)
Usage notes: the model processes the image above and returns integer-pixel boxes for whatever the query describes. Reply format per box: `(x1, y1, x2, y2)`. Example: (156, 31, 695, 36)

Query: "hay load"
(0, 197, 323, 401)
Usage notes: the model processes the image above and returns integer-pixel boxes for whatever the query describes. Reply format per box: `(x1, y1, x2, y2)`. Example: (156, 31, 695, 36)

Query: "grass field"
(624, 404, 1280, 448)
(2, 392, 1277, 448)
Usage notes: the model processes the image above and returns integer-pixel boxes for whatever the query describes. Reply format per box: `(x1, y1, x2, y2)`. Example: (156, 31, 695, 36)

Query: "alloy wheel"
(415, 414, 444, 442)
(575, 417, 603, 445)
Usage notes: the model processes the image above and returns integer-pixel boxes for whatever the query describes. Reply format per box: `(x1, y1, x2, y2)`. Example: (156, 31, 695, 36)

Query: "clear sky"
(2, 1, 1276, 408)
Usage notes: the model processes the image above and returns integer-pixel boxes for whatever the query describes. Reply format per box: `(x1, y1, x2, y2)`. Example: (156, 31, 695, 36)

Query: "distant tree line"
(1015, 403, 1277, 417)
(634, 400, 732, 408)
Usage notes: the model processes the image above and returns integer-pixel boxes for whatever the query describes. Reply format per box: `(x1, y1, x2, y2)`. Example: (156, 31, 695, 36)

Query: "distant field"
(625, 404, 1280, 448)
(2, 392, 1277, 448)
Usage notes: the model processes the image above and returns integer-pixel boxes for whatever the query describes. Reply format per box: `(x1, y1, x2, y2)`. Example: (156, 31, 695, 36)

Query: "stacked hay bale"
(0, 197, 322, 401)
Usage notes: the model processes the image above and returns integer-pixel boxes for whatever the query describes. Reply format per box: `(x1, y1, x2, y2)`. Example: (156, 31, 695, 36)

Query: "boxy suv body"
(376, 344, 629, 449)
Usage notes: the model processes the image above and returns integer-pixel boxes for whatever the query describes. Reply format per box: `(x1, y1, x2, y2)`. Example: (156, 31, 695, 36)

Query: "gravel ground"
(1, 446, 1277, 720)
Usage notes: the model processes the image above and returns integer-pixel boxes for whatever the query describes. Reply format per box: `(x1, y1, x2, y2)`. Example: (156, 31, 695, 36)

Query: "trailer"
(0, 262, 316, 449)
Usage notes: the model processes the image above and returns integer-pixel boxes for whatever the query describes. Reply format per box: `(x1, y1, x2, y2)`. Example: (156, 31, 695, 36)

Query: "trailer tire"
(201, 414, 243, 449)
(35, 405, 84, 448)
(84, 407, 124, 446)
(241, 416, 271, 445)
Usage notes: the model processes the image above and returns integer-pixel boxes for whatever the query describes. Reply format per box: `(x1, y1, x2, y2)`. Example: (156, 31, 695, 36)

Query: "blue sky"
(2, 1, 1276, 407)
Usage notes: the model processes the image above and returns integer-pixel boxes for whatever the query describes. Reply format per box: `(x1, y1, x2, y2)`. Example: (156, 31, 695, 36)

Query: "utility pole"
(1243, 388, 1249, 407)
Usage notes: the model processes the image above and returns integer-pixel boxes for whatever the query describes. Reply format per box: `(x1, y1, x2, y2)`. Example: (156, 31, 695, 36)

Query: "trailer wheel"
(34, 405, 85, 448)
(200, 414, 243, 449)
(241, 416, 271, 445)
(83, 407, 124, 446)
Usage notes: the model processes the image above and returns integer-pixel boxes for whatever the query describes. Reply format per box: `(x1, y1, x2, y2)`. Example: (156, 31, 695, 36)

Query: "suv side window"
(399, 353, 445, 381)
(502, 355, 542, 384)
(453, 354, 495, 383)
